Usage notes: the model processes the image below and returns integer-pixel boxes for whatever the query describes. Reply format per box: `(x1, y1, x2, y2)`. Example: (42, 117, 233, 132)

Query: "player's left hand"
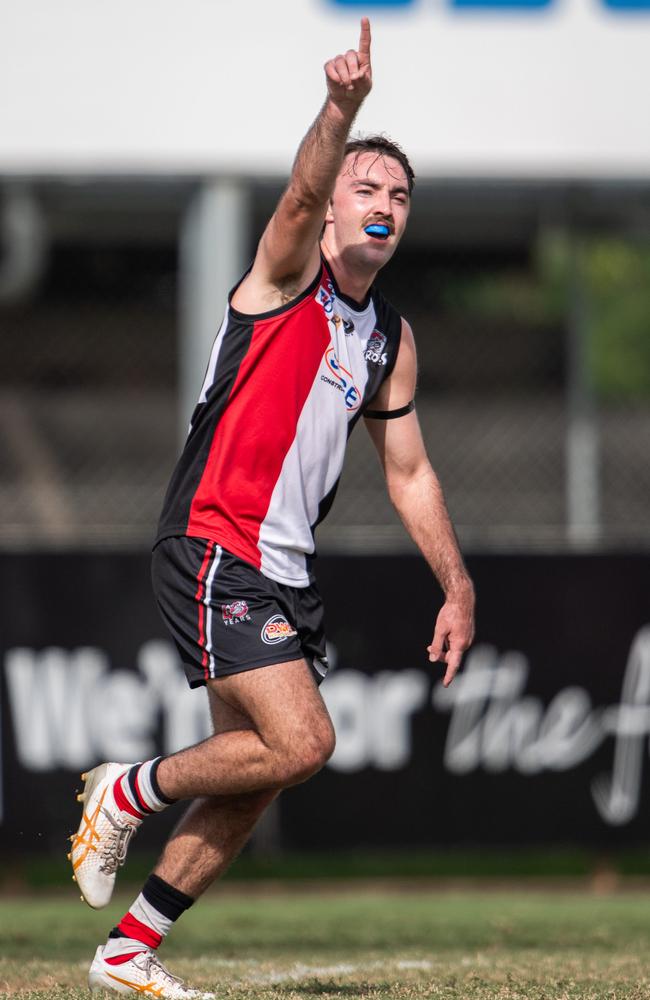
(427, 589, 475, 687)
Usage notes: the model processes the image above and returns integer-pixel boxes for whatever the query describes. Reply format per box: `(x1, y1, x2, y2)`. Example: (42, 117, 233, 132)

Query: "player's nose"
(375, 190, 392, 215)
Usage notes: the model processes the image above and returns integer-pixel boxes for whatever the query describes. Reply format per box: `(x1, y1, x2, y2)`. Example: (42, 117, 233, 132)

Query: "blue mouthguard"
(364, 224, 390, 238)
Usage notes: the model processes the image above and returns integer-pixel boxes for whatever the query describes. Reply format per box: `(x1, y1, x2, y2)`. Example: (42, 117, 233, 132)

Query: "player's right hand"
(324, 17, 372, 109)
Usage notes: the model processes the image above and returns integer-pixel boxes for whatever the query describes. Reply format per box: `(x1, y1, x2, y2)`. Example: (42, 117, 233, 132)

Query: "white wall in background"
(1, 0, 649, 178)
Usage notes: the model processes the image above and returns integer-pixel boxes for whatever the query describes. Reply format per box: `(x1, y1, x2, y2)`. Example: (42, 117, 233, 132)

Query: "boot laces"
(98, 807, 138, 874)
(139, 952, 189, 992)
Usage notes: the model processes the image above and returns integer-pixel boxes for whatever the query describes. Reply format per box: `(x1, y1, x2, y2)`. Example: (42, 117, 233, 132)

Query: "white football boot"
(69, 762, 140, 909)
(88, 945, 216, 998)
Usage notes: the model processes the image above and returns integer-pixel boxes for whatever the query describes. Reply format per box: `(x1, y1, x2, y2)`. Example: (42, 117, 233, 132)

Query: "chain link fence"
(1, 182, 649, 552)
(0, 240, 178, 545)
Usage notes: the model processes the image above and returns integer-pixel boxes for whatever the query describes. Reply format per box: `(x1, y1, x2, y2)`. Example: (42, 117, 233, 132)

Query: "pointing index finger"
(443, 651, 463, 687)
(358, 17, 371, 61)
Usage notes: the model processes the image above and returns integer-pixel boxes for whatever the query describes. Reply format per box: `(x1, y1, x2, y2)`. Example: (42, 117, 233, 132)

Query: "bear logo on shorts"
(222, 600, 251, 625)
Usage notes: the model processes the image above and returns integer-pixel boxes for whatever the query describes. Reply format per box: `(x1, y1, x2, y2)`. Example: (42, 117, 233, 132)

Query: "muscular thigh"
(206, 684, 279, 812)
(207, 657, 333, 751)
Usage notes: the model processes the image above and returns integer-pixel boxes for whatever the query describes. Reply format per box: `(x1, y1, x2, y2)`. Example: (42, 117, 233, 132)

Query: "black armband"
(364, 401, 415, 420)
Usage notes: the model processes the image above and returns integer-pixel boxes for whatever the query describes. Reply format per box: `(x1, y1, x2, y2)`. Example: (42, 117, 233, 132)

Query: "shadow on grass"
(277, 981, 377, 996)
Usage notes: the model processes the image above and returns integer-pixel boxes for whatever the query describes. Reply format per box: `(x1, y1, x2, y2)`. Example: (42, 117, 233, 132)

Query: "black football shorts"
(151, 536, 329, 688)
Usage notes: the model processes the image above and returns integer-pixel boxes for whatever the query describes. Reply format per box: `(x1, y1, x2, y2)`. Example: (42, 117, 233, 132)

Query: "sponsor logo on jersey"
(261, 614, 298, 645)
(364, 330, 388, 366)
(321, 346, 361, 411)
(222, 600, 251, 625)
(317, 280, 335, 316)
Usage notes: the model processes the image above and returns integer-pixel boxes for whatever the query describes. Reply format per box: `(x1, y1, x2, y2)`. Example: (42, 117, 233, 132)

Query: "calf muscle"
(154, 790, 277, 897)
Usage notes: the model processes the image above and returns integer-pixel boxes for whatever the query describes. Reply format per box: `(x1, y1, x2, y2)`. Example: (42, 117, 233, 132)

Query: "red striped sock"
(112, 759, 175, 822)
(104, 874, 194, 963)
(112, 775, 146, 821)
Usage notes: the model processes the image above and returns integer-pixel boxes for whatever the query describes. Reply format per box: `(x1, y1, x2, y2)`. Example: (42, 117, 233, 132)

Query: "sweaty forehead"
(338, 151, 409, 189)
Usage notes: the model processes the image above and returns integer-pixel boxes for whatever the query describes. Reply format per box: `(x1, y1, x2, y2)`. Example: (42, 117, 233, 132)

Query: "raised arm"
(232, 19, 373, 314)
(364, 320, 475, 686)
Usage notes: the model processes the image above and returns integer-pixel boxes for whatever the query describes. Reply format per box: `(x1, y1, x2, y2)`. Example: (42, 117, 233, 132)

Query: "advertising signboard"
(1, 552, 649, 854)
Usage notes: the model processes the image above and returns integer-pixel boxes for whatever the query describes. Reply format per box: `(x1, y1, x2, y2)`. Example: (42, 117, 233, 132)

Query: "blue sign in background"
(328, 0, 650, 11)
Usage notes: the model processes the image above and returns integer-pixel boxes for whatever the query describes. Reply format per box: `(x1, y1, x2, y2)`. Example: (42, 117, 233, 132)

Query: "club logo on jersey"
(222, 600, 251, 625)
(320, 346, 361, 411)
(364, 330, 388, 366)
(261, 614, 298, 645)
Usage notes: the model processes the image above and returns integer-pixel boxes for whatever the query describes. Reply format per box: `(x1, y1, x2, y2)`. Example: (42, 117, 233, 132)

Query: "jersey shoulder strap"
(369, 285, 403, 380)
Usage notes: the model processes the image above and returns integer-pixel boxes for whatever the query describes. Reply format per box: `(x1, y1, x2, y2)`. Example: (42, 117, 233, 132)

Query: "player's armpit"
(257, 201, 324, 289)
(231, 206, 323, 315)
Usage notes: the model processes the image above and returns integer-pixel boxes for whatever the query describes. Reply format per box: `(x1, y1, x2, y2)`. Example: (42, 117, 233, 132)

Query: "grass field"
(2, 888, 650, 999)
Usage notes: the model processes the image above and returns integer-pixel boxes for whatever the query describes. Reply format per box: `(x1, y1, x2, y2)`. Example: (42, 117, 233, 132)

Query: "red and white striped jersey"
(156, 257, 403, 587)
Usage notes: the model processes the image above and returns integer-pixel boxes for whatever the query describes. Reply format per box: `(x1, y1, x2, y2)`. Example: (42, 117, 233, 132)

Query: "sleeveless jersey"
(156, 257, 403, 587)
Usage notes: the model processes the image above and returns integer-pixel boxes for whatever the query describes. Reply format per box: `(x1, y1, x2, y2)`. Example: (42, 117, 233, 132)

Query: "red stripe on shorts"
(195, 540, 215, 679)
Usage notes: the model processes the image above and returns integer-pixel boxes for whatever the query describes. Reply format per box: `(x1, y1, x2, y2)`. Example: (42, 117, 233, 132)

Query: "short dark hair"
(343, 134, 415, 196)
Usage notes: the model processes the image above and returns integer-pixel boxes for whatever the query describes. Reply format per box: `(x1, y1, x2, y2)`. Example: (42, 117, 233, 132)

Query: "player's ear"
(324, 197, 334, 225)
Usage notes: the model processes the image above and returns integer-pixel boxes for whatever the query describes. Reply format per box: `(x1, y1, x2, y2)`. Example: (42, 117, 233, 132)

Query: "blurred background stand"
(566, 232, 600, 547)
(180, 177, 250, 437)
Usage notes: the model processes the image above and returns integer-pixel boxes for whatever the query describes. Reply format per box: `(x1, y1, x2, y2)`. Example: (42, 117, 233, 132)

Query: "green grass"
(1, 889, 650, 998)
(8, 848, 650, 889)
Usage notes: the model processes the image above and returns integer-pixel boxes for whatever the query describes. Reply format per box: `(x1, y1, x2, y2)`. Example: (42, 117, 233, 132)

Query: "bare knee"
(278, 719, 336, 786)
